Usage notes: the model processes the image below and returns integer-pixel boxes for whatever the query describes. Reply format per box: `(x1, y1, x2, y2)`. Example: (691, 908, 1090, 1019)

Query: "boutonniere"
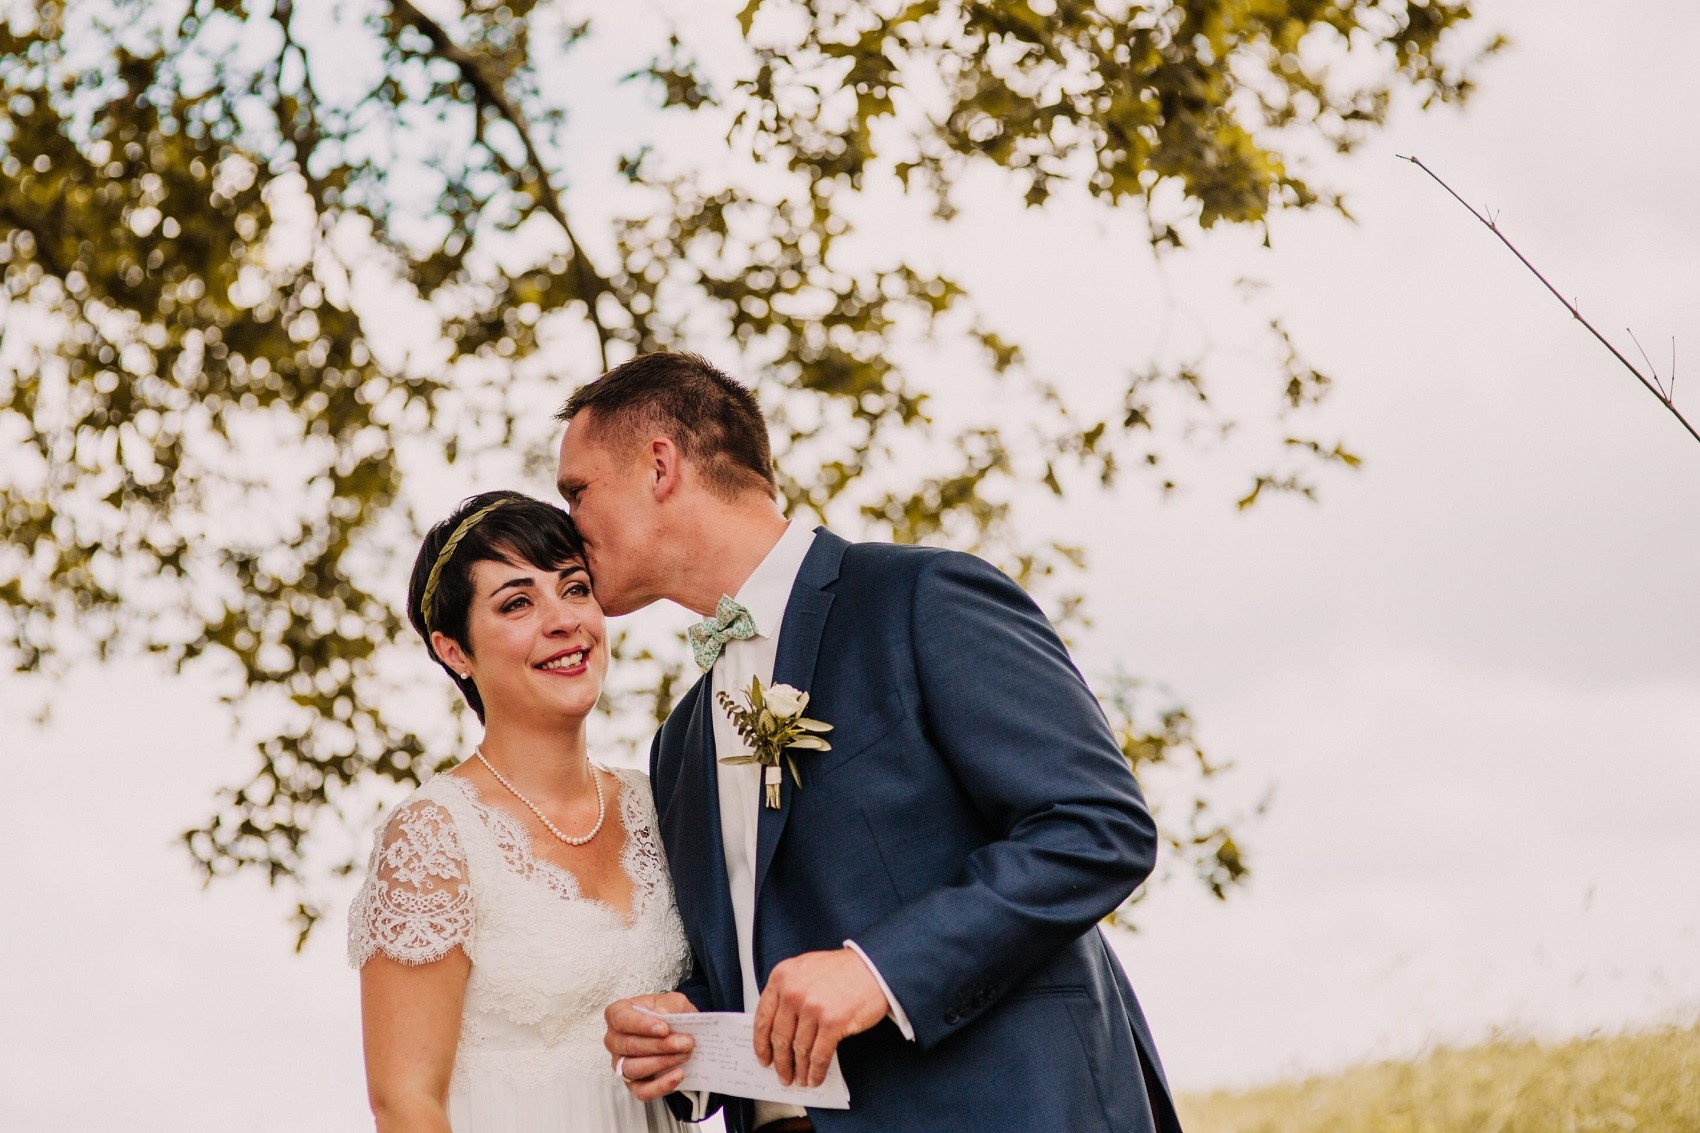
(716, 677, 834, 809)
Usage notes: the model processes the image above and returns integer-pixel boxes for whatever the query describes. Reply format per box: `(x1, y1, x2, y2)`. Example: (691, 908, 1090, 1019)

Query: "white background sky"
(4, 1, 1700, 1128)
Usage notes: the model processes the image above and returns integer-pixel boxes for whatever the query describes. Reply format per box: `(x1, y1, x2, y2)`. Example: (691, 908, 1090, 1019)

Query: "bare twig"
(389, 0, 615, 369)
(1400, 154, 1700, 448)
(1627, 328, 1666, 399)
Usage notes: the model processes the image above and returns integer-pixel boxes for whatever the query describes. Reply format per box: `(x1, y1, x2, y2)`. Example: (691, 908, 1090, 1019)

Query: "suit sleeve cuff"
(844, 939, 916, 1041)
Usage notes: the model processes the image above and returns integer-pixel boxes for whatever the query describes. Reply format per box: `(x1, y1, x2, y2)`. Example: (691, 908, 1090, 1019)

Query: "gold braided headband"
(421, 498, 517, 633)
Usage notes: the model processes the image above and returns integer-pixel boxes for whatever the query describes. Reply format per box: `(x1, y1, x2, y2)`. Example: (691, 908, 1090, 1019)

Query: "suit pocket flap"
(807, 695, 905, 780)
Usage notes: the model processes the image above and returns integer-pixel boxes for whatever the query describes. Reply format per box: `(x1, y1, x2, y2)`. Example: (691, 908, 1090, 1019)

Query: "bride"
(348, 490, 693, 1132)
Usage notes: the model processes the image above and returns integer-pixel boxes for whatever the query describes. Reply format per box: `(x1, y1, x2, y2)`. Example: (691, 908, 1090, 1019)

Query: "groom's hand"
(604, 992, 697, 1102)
(753, 947, 889, 1088)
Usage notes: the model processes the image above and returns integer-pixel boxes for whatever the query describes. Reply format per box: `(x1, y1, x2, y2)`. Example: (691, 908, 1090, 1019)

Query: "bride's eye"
(501, 595, 530, 613)
(565, 581, 591, 598)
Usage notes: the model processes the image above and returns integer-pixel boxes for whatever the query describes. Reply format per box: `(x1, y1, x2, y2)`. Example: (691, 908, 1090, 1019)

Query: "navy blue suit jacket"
(650, 530, 1183, 1133)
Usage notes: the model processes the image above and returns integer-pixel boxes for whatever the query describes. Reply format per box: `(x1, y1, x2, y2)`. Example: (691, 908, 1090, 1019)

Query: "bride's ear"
(432, 631, 472, 680)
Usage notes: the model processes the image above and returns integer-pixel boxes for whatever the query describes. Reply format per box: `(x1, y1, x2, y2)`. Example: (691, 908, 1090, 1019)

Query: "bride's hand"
(604, 992, 698, 1101)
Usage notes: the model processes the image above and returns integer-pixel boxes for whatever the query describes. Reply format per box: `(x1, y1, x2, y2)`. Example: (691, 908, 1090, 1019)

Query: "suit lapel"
(673, 676, 742, 1010)
(753, 529, 849, 903)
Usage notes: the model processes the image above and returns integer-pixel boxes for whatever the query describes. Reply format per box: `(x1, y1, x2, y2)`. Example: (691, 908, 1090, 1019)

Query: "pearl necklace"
(474, 748, 606, 847)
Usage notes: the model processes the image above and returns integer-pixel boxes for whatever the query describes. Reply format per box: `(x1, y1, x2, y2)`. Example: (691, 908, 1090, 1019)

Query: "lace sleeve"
(348, 798, 475, 968)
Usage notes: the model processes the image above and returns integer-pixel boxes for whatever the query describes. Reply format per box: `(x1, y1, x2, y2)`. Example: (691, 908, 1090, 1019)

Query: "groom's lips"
(534, 646, 591, 677)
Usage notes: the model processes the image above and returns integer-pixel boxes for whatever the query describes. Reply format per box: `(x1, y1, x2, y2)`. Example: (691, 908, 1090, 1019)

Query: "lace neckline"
(435, 768, 657, 928)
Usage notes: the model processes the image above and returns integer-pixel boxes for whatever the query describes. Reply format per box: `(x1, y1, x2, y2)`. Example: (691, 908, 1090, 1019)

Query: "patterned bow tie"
(687, 596, 758, 672)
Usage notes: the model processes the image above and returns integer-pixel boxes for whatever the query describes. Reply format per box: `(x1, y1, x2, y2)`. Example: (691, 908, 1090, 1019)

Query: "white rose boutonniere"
(762, 683, 808, 717)
(716, 677, 834, 809)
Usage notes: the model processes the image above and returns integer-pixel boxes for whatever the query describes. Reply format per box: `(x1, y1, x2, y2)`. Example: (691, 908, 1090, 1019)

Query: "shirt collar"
(731, 520, 817, 638)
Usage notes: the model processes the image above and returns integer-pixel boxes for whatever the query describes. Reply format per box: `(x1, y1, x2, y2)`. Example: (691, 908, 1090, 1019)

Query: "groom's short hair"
(558, 352, 777, 499)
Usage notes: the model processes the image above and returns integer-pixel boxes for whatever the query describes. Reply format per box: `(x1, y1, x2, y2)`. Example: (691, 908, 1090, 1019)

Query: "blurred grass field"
(1178, 1020, 1700, 1132)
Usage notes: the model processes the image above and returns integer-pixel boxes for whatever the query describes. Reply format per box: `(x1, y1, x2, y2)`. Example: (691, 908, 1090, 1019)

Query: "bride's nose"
(539, 591, 583, 637)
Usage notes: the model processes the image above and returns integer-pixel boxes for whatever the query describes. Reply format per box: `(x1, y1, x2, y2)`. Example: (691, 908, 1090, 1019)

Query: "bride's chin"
(542, 685, 602, 718)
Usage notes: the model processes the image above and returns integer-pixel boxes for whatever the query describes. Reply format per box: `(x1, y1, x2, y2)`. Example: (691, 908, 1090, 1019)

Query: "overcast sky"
(4, 1, 1699, 1128)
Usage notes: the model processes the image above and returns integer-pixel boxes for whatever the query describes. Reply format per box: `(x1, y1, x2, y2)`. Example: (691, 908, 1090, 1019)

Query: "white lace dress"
(348, 767, 692, 1132)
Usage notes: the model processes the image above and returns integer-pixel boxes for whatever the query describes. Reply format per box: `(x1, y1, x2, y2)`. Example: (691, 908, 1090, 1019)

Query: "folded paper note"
(635, 1008, 851, 1110)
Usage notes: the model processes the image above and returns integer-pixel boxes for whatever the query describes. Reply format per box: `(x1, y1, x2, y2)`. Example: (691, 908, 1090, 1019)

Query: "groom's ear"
(649, 435, 684, 502)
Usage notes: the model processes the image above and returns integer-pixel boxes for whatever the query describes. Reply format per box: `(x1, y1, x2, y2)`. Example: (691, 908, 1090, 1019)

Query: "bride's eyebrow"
(489, 576, 536, 597)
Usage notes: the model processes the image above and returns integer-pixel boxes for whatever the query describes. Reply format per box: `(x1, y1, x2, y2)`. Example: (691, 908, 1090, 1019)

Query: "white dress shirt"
(699, 521, 911, 1125)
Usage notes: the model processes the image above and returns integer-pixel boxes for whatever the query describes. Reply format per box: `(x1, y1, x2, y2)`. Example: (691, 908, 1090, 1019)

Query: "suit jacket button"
(943, 1010, 960, 1025)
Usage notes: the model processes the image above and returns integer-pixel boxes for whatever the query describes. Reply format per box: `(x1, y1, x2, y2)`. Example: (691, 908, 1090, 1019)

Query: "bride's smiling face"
(433, 556, 608, 725)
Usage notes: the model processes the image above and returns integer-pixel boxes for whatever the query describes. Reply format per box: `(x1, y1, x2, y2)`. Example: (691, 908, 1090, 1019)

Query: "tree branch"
(1401, 154, 1700, 448)
(272, 0, 331, 214)
(389, 0, 615, 369)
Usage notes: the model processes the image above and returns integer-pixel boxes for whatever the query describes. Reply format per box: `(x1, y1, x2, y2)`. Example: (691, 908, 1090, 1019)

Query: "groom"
(566, 353, 1182, 1133)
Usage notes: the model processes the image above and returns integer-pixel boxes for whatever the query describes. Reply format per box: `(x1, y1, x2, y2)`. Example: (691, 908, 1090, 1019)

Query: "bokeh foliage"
(0, 0, 1493, 939)
(1179, 1021, 1700, 1132)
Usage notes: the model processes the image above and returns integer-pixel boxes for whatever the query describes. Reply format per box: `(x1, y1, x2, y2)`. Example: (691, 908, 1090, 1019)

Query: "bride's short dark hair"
(406, 490, 585, 722)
